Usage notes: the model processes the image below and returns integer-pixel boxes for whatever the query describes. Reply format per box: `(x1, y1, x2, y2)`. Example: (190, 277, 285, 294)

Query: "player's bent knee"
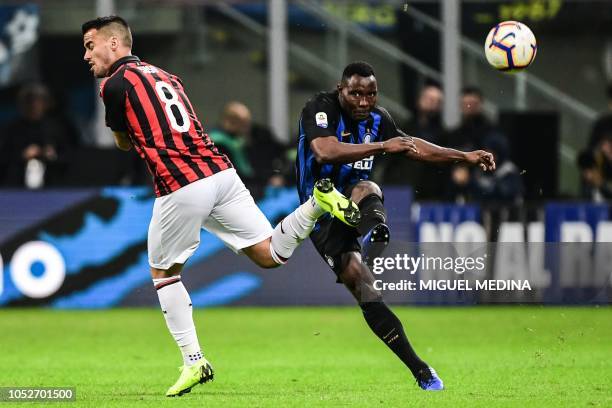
(338, 252, 382, 301)
(150, 263, 184, 279)
(339, 254, 365, 290)
(351, 180, 382, 204)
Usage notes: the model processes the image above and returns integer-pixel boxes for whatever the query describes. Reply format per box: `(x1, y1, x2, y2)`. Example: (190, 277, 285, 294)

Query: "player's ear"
(110, 35, 118, 50)
(336, 82, 343, 92)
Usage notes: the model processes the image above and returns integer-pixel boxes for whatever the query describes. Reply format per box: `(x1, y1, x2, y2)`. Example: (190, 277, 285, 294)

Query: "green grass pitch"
(1, 306, 610, 407)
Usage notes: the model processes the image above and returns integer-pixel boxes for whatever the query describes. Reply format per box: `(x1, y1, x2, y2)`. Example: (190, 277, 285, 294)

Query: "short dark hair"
(462, 86, 483, 99)
(82, 16, 132, 48)
(423, 78, 441, 89)
(341, 61, 375, 83)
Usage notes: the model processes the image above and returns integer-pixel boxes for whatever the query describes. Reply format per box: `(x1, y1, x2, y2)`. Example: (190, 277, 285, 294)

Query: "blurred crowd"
(376, 83, 524, 204)
(577, 85, 612, 202)
(0, 84, 80, 189)
(0, 81, 610, 204)
(0, 83, 293, 198)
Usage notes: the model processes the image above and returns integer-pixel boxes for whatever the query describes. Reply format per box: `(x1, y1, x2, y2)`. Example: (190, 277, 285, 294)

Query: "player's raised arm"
(310, 135, 418, 164)
(405, 135, 496, 171)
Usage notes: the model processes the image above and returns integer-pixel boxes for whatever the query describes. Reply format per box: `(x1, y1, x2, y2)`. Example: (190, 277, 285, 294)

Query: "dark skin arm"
(310, 133, 495, 171)
(408, 137, 496, 171)
(310, 135, 418, 164)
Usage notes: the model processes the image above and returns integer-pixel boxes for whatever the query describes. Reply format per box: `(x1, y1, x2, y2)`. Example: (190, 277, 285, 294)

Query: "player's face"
(83, 29, 115, 78)
(338, 75, 378, 121)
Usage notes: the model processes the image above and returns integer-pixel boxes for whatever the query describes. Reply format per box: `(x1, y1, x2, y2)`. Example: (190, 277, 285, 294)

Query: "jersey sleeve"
(101, 71, 130, 132)
(378, 107, 401, 141)
(300, 96, 340, 143)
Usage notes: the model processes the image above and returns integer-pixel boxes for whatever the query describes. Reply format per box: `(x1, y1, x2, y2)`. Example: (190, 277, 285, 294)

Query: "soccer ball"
(484, 21, 537, 72)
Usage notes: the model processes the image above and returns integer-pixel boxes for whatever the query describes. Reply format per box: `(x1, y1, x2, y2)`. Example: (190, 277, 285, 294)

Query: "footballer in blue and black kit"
(294, 61, 496, 391)
(297, 89, 398, 271)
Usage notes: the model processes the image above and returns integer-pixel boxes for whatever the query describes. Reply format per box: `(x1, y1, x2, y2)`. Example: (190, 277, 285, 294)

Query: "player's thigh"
(202, 169, 273, 254)
(310, 216, 361, 277)
(148, 178, 216, 270)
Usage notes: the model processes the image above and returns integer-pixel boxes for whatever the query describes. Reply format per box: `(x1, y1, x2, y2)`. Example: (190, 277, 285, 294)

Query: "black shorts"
(309, 182, 366, 277)
(309, 214, 361, 278)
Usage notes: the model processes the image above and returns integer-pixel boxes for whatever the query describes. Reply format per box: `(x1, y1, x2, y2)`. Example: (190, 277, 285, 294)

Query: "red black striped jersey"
(100, 55, 232, 196)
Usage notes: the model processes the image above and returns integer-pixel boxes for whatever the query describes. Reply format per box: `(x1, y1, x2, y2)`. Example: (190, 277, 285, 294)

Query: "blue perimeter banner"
(0, 187, 610, 308)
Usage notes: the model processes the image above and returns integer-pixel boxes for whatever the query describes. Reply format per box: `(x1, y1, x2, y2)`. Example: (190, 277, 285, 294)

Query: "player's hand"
(465, 150, 496, 171)
(383, 136, 419, 155)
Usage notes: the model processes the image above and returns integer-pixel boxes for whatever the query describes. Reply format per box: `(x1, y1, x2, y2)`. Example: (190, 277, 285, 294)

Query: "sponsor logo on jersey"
(352, 156, 374, 170)
(316, 112, 328, 128)
(137, 66, 158, 74)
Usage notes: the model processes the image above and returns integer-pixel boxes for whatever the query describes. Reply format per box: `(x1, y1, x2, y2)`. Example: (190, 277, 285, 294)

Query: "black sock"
(360, 302, 428, 378)
(356, 194, 387, 236)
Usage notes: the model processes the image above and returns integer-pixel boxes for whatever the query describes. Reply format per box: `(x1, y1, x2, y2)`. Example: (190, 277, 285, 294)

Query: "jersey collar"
(108, 55, 140, 75)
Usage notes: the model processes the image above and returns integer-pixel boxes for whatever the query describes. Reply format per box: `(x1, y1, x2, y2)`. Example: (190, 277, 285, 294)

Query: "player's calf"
(243, 238, 282, 268)
(247, 195, 330, 267)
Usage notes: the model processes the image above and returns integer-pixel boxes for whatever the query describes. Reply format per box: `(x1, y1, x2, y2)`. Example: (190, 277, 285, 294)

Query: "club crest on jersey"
(316, 112, 328, 128)
(364, 134, 371, 143)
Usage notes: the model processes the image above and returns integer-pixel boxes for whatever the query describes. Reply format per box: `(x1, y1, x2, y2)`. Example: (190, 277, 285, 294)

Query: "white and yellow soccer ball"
(484, 21, 537, 72)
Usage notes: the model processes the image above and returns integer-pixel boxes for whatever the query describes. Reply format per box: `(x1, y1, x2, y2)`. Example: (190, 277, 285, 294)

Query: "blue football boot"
(417, 367, 444, 391)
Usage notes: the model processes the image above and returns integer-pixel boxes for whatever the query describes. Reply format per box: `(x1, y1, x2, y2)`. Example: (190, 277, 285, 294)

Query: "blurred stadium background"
(0, 1, 610, 405)
(0, 0, 609, 307)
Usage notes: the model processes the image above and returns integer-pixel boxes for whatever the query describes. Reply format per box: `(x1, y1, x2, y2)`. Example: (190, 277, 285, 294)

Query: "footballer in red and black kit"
(82, 15, 362, 398)
(100, 55, 232, 197)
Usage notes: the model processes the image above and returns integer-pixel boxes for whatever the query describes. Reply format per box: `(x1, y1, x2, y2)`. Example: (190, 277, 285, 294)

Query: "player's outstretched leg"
(266, 180, 360, 265)
(338, 252, 444, 391)
(152, 268, 214, 397)
(313, 178, 361, 227)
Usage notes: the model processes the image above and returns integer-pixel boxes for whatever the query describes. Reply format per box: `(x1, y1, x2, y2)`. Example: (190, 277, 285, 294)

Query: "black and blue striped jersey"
(296, 90, 399, 203)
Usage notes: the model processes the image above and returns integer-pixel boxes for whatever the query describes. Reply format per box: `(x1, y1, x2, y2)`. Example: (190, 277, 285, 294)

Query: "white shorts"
(148, 168, 273, 270)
